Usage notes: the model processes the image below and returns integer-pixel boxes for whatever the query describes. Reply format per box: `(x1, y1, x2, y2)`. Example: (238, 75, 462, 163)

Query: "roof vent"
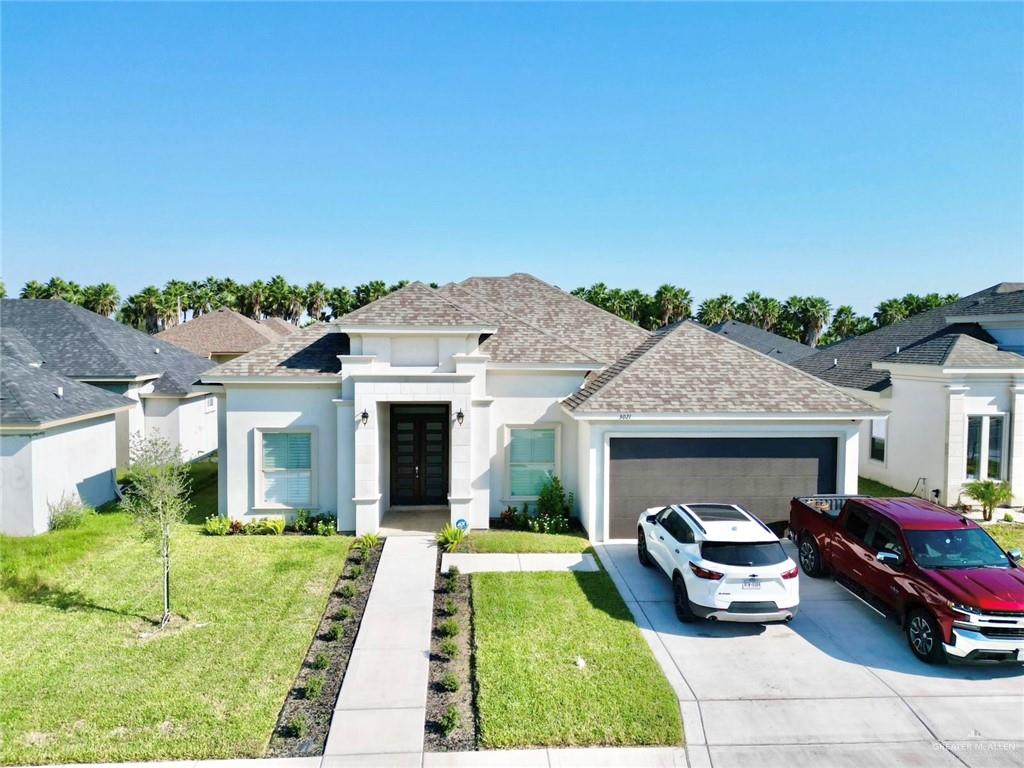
(895, 346, 900, 354)
(56, 386, 64, 399)
(154, 347, 160, 354)
(833, 358, 838, 367)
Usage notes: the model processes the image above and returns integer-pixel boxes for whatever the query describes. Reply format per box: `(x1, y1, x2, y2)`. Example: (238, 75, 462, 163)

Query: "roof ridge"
(563, 330, 669, 410)
(508, 272, 654, 337)
(60, 300, 144, 373)
(444, 283, 604, 365)
(339, 281, 493, 326)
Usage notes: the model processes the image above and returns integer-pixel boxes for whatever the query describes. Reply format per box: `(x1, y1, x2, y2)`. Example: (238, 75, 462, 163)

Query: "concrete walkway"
(440, 552, 598, 574)
(324, 535, 437, 757)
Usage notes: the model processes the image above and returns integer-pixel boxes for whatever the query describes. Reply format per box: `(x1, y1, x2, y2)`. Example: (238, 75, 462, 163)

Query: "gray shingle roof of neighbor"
(563, 321, 877, 415)
(792, 283, 1018, 391)
(877, 333, 1024, 369)
(0, 299, 215, 395)
(339, 281, 493, 327)
(457, 273, 652, 364)
(1, 356, 135, 426)
(155, 308, 292, 358)
(710, 320, 816, 364)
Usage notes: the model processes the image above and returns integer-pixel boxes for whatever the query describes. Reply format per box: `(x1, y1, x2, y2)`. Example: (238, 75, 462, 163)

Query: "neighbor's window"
(966, 415, 1005, 481)
(870, 418, 886, 462)
(260, 431, 313, 507)
(508, 427, 556, 498)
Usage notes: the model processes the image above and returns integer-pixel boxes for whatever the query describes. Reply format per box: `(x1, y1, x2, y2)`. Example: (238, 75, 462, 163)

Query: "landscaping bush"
(1004, 512, 1015, 523)
(286, 714, 309, 738)
(440, 672, 460, 692)
(314, 518, 336, 536)
(437, 523, 467, 552)
(202, 514, 232, 536)
(323, 623, 343, 641)
(289, 508, 312, 533)
(229, 519, 244, 535)
(304, 675, 324, 699)
(338, 582, 356, 599)
(312, 653, 330, 670)
(439, 638, 459, 658)
(334, 605, 353, 621)
(964, 480, 1013, 522)
(499, 504, 530, 530)
(356, 532, 381, 551)
(250, 517, 286, 535)
(438, 618, 460, 638)
(440, 705, 460, 736)
(349, 564, 364, 578)
(48, 495, 95, 531)
(529, 476, 573, 534)
(443, 598, 458, 616)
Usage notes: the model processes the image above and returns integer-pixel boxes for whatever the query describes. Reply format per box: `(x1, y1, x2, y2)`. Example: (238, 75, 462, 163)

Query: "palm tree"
(736, 291, 764, 327)
(305, 281, 328, 321)
(285, 284, 305, 323)
(163, 280, 190, 324)
(191, 286, 215, 316)
(354, 280, 388, 308)
(239, 280, 265, 319)
(828, 305, 858, 341)
(42, 276, 83, 303)
(265, 275, 291, 318)
(20, 280, 46, 299)
(874, 298, 907, 327)
(799, 296, 832, 347)
(135, 286, 163, 333)
(696, 295, 736, 326)
(760, 297, 782, 332)
(963, 480, 1013, 522)
(82, 283, 120, 316)
(156, 293, 180, 330)
(654, 284, 692, 326)
(328, 286, 355, 319)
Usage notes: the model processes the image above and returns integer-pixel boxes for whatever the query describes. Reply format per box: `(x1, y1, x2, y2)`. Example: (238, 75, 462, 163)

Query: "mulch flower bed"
(425, 559, 478, 751)
(265, 539, 383, 757)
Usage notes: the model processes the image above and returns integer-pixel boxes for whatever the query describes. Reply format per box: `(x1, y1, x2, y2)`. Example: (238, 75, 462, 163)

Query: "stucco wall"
(0, 435, 36, 535)
(143, 395, 217, 461)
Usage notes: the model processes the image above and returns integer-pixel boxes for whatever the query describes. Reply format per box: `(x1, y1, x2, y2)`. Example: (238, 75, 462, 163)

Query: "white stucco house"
(794, 283, 1024, 507)
(201, 275, 878, 541)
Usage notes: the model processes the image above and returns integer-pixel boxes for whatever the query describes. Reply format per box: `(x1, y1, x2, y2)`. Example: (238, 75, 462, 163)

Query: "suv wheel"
(906, 608, 946, 664)
(673, 574, 697, 623)
(637, 528, 652, 567)
(798, 534, 823, 577)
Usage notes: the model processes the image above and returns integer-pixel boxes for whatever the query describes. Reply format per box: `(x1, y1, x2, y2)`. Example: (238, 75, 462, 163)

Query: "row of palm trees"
(12, 275, 957, 347)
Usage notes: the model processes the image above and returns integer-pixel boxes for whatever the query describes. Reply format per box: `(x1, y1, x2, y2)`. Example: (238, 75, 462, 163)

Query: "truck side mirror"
(876, 551, 902, 567)
(1008, 548, 1022, 563)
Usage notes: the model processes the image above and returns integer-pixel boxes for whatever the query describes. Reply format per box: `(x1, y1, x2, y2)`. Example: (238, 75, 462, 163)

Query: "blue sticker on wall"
(455, 518, 468, 530)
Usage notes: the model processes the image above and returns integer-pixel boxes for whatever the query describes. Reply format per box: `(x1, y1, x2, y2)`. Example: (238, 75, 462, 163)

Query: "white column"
(1009, 382, 1024, 507)
(944, 384, 969, 506)
(840, 424, 859, 494)
(334, 398, 356, 532)
(216, 391, 228, 516)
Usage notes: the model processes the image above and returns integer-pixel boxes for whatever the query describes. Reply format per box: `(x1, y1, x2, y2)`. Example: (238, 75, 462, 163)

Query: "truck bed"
(792, 495, 864, 519)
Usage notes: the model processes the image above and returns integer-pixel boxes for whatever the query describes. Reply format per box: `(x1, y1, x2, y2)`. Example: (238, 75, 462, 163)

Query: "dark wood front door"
(390, 405, 449, 505)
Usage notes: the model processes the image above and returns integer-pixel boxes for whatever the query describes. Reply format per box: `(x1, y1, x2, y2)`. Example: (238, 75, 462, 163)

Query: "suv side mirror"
(1008, 548, 1022, 563)
(876, 551, 903, 567)
(647, 514, 659, 525)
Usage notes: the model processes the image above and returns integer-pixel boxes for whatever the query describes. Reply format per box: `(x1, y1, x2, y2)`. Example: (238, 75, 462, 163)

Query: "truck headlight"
(947, 601, 982, 615)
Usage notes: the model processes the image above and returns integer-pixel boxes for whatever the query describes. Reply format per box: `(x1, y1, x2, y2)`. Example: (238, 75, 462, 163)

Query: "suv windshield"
(701, 541, 786, 567)
(905, 529, 1010, 569)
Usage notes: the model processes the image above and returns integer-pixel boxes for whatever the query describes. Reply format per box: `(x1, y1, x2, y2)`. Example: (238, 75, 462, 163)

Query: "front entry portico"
(390, 404, 449, 506)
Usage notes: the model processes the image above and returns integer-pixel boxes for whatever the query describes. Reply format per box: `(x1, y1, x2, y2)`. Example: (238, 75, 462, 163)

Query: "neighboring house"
(1, 348, 134, 535)
(710, 320, 816, 364)
(794, 283, 1024, 507)
(1, 300, 218, 472)
(201, 274, 878, 540)
(155, 307, 296, 363)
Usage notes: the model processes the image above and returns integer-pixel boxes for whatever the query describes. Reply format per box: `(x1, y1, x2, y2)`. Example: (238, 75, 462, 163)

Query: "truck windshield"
(905, 529, 1010, 569)
(701, 541, 786, 567)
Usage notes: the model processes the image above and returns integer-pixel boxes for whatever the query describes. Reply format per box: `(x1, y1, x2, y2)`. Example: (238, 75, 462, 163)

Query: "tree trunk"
(161, 526, 171, 627)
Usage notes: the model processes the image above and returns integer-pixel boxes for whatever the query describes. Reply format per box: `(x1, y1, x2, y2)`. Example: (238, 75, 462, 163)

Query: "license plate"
(742, 579, 760, 590)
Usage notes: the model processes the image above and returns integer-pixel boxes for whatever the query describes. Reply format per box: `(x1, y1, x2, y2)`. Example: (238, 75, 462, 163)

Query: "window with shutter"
(508, 428, 557, 498)
(260, 431, 314, 506)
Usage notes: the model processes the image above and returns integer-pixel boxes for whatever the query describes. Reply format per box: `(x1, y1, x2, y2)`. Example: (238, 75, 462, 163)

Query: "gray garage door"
(608, 437, 838, 538)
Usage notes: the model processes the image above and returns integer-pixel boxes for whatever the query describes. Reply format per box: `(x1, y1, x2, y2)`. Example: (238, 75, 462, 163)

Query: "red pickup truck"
(790, 495, 1024, 664)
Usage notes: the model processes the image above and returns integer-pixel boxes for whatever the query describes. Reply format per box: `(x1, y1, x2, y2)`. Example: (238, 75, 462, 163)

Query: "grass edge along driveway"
(0, 462, 351, 765)
(473, 566, 683, 749)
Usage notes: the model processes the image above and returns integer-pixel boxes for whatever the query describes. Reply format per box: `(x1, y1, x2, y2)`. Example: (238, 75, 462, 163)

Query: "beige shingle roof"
(155, 308, 291, 358)
(564, 321, 877, 415)
(339, 281, 492, 327)
(202, 322, 346, 378)
(457, 274, 650, 364)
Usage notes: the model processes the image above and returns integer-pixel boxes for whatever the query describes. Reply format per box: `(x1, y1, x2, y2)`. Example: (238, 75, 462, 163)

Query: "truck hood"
(923, 565, 1024, 612)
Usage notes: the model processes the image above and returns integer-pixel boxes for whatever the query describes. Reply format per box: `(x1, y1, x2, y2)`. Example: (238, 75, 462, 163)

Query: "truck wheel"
(798, 534, 824, 577)
(906, 608, 947, 665)
(637, 528, 653, 567)
(673, 574, 697, 623)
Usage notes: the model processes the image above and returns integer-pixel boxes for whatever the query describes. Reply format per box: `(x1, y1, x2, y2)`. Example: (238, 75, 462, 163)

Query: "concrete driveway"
(597, 541, 1024, 768)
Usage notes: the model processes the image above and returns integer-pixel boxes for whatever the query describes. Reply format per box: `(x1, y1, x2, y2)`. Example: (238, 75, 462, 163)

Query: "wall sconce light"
(360, 409, 369, 426)
(455, 409, 465, 426)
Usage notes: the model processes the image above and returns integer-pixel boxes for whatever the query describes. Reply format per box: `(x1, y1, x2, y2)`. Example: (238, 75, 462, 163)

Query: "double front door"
(390, 405, 449, 505)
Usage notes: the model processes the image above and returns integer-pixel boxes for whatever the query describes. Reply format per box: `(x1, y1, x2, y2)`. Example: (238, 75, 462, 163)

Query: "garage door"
(608, 437, 837, 538)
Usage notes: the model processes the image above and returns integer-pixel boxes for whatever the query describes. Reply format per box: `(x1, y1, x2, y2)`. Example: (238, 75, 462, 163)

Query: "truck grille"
(979, 627, 1024, 640)
(727, 601, 779, 613)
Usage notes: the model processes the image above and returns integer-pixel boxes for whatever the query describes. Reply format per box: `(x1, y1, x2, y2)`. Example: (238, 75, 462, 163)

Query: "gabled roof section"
(1, 299, 214, 395)
(1, 356, 134, 426)
(564, 321, 875, 415)
(201, 322, 348, 378)
(259, 317, 298, 336)
(435, 284, 601, 365)
(338, 282, 492, 327)
(877, 334, 1024, 370)
(457, 273, 651, 363)
(155, 308, 289, 358)
(710, 320, 816, 364)
(793, 284, 1016, 391)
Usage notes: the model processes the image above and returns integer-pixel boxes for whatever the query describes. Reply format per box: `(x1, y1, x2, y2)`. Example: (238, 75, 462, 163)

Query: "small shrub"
(338, 582, 356, 599)
(439, 672, 460, 692)
(443, 598, 457, 616)
(304, 675, 324, 699)
(437, 618, 460, 638)
(349, 564, 364, 578)
(334, 605, 353, 621)
(439, 638, 459, 658)
(202, 514, 232, 536)
(289, 508, 311, 533)
(229, 519, 244, 535)
(447, 564, 460, 576)
(312, 652, 330, 670)
(440, 705, 460, 737)
(1004, 512, 1015, 523)
(349, 547, 364, 562)
(251, 517, 285, 535)
(356, 532, 381, 551)
(528, 475, 573, 534)
(286, 714, 309, 738)
(436, 523, 467, 553)
(314, 518, 336, 536)
(48, 495, 94, 531)
(324, 622, 343, 641)
(963, 479, 1013, 522)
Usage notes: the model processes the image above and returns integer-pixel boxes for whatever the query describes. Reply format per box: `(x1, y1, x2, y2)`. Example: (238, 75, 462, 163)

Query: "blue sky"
(3, 2, 1022, 313)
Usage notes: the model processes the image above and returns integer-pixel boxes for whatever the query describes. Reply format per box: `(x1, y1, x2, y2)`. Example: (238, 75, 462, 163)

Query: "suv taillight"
(781, 566, 799, 580)
(689, 561, 724, 580)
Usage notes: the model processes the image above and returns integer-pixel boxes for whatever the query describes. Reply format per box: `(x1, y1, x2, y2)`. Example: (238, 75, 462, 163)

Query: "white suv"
(637, 503, 800, 623)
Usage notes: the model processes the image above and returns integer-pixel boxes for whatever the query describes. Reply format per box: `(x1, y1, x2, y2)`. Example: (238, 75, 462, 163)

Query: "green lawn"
(473, 569, 682, 748)
(858, 476, 912, 497)
(460, 529, 592, 554)
(987, 523, 1024, 552)
(0, 460, 351, 765)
